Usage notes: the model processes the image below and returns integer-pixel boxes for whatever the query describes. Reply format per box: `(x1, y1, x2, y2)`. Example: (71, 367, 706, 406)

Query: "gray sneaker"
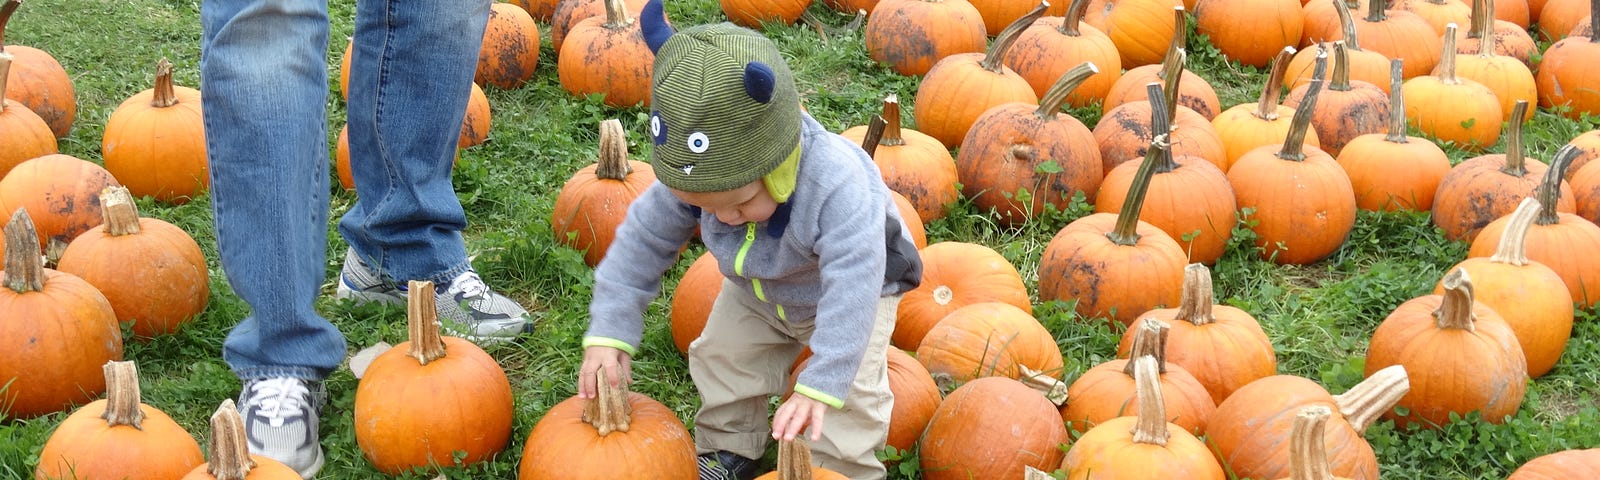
(335, 248, 534, 344)
(239, 378, 324, 479)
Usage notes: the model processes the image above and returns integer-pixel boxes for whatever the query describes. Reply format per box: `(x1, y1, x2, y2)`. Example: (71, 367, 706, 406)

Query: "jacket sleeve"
(583, 183, 701, 353)
(792, 177, 888, 406)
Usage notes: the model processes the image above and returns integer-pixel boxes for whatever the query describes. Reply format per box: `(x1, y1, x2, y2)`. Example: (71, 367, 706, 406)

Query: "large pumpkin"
(1306, 0, 1442, 78)
(1469, 145, 1600, 307)
(1431, 101, 1574, 242)
(559, 0, 654, 108)
(354, 281, 515, 474)
(0, 0, 75, 138)
(1441, 198, 1571, 378)
(1064, 318, 1216, 435)
(1194, 0, 1304, 67)
(56, 186, 209, 338)
(1336, 59, 1451, 212)
(0, 49, 57, 177)
(789, 348, 942, 453)
(919, 376, 1071, 480)
(1283, 41, 1388, 157)
(915, 302, 1065, 388)
(551, 119, 657, 267)
(1004, 0, 1123, 107)
(181, 400, 302, 479)
(912, 3, 1045, 148)
(969, 0, 1070, 35)
(1535, 0, 1600, 119)
(863, 0, 988, 77)
(518, 368, 698, 479)
(102, 58, 207, 203)
(841, 95, 959, 222)
(34, 361, 204, 480)
(893, 241, 1030, 351)
(0, 153, 120, 253)
(1117, 263, 1274, 404)
(476, 2, 541, 89)
(1059, 356, 1226, 479)
(0, 208, 122, 419)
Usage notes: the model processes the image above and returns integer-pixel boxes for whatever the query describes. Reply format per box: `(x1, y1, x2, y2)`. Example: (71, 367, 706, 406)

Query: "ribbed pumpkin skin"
(1284, 45, 1392, 94)
(0, 270, 122, 418)
(884, 348, 941, 452)
(1363, 292, 1528, 428)
(915, 302, 1065, 384)
(558, 6, 653, 108)
(550, 160, 656, 268)
(1005, 16, 1123, 107)
(1565, 130, 1600, 177)
(181, 456, 302, 479)
(1404, 0, 1471, 35)
(1573, 156, 1600, 224)
(1094, 103, 1227, 172)
(1455, 54, 1537, 124)
(1094, 156, 1236, 265)
(1431, 156, 1574, 242)
(1337, 133, 1451, 212)
(1115, 311, 1274, 404)
(0, 154, 119, 250)
(1103, 66, 1223, 119)
(914, 53, 1039, 149)
(1284, 79, 1387, 157)
(1436, 257, 1570, 378)
(1061, 415, 1226, 480)
(968, 0, 1069, 35)
(1305, 5, 1442, 78)
(1212, 104, 1322, 170)
(508, 0, 558, 21)
(551, 0, 647, 54)
(1227, 145, 1357, 265)
(1537, 0, 1588, 41)
(864, 0, 988, 77)
(956, 101, 1102, 226)
(518, 392, 698, 479)
(1536, 34, 1600, 120)
(893, 242, 1030, 351)
(720, 0, 809, 28)
(1061, 358, 1216, 435)
(919, 377, 1071, 480)
(669, 251, 721, 356)
(890, 191, 928, 248)
(1083, 0, 1184, 67)
(476, 3, 541, 90)
(0, 98, 57, 177)
(1471, 212, 1600, 307)
(1300, 0, 1371, 46)
(355, 336, 515, 474)
(1037, 214, 1188, 325)
(102, 78, 207, 203)
(1401, 76, 1502, 149)
(1194, 0, 1304, 67)
(4, 45, 76, 138)
(841, 122, 960, 222)
(34, 399, 204, 479)
(1453, 20, 1538, 64)
(57, 218, 210, 337)
(1205, 375, 1380, 480)
(1509, 449, 1600, 480)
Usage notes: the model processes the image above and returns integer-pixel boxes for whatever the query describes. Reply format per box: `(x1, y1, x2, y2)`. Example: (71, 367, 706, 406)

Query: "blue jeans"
(200, 0, 489, 382)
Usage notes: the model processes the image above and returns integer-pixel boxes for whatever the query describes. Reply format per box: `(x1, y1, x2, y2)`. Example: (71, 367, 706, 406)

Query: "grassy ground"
(3, 0, 1598, 478)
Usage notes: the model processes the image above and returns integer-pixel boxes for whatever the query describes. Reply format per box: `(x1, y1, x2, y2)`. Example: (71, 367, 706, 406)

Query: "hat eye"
(650, 112, 667, 145)
(687, 132, 710, 153)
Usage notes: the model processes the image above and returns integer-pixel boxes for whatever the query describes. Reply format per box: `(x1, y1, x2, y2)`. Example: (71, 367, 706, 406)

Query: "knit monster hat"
(641, 0, 802, 199)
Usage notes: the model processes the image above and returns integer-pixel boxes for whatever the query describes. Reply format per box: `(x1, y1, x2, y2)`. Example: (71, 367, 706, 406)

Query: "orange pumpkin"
(1307, 0, 1442, 78)
(1301, 0, 1371, 47)
(1205, 366, 1410, 480)
(1404, 0, 1472, 34)
(1364, 268, 1528, 428)
(1101, 7, 1222, 119)
(1431, 101, 1575, 242)
(552, 119, 657, 267)
(894, 241, 1030, 350)
(102, 58, 207, 203)
(1275, 406, 1353, 480)
(1400, 24, 1502, 149)
(1470, 145, 1600, 307)
(1064, 318, 1216, 435)
(753, 439, 849, 480)
(1508, 448, 1600, 479)
(35, 361, 204, 480)
(0, 49, 57, 177)
(1284, 42, 1387, 157)
(1194, 0, 1305, 67)
(181, 400, 301, 479)
(863, 0, 988, 77)
(1441, 198, 1571, 378)
(823, 0, 880, 14)
(56, 186, 209, 338)
(668, 251, 721, 356)
(476, 2, 541, 89)
(508, 0, 559, 21)
(1284, 0, 1392, 94)
(560, 0, 654, 108)
(1336, 59, 1451, 212)
(1535, 0, 1600, 119)
(1083, 0, 1185, 67)
(1492, 0, 1532, 26)
(841, 95, 959, 222)
(0, 154, 119, 253)
(969, 0, 1070, 35)
(0, 0, 75, 138)
(788, 348, 942, 453)
(1117, 263, 1274, 404)
(1538, 0, 1590, 41)
(1095, 51, 1228, 172)
(1214, 48, 1324, 167)
(1570, 133, 1600, 223)
(551, 0, 647, 55)
(518, 369, 698, 479)
(1060, 355, 1226, 480)
(721, 0, 810, 28)
(1563, 129, 1600, 177)
(956, 63, 1103, 226)
(912, 3, 1045, 148)
(1454, 0, 1537, 64)
(1453, 2, 1537, 123)
(354, 281, 514, 474)
(0, 209, 122, 419)
(915, 302, 1065, 387)
(1004, 0, 1123, 107)
(919, 376, 1071, 480)
(890, 190, 927, 248)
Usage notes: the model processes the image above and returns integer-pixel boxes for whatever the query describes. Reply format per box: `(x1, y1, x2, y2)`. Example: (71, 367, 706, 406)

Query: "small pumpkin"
(915, 302, 1065, 388)
(1431, 100, 1575, 242)
(753, 439, 849, 480)
(912, 3, 1046, 148)
(551, 0, 648, 56)
(1453, 0, 1537, 124)
(1307, 0, 1442, 78)
(1335, 58, 1451, 212)
(1083, 0, 1186, 67)
(1469, 145, 1600, 308)
(1059, 355, 1226, 480)
(1064, 318, 1217, 435)
(1194, 0, 1305, 67)
(551, 119, 657, 267)
(340, 41, 490, 149)
(841, 95, 959, 222)
(518, 368, 699, 479)
(1441, 198, 1571, 378)
(1284, 41, 1388, 157)
(863, 0, 988, 77)
(180, 400, 301, 479)
(669, 251, 722, 356)
(1284, 0, 1392, 94)
(1400, 23, 1502, 149)
(559, 0, 654, 107)
(786, 347, 942, 453)
(34, 361, 204, 480)
(509, 0, 559, 21)
(56, 186, 209, 338)
(102, 58, 208, 203)
(1004, 0, 1124, 107)
(1117, 263, 1274, 404)
(1403, 0, 1472, 34)
(1214, 47, 1323, 167)
(0, 153, 119, 255)
(0, 49, 57, 177)
(0, 0, 75, 138)
(893, 241, 1030, 351)
(1508, 448, 1600, 479)
(919, 376, 1072, 480)
(1535, 0, 1600, 119)
(476, 2, 542, 89)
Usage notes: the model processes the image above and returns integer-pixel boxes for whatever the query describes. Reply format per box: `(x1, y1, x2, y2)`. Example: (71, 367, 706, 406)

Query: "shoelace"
(445, 271, 490, 300)
(247, 378, 310, 428)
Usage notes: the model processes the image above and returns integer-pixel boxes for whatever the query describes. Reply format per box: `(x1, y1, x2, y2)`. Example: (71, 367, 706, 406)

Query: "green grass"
(4, 0, 1599, 478)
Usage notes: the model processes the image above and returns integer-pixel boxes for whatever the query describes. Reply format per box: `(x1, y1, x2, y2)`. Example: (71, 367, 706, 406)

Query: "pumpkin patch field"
(6, 0, 1600, 477)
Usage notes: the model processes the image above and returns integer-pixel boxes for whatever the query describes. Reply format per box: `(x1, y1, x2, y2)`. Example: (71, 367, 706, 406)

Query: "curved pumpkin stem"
(1277, 47, 1327, 162)
(1060, 0, 1090, 36)
(1364, 0, 1388, 22)
(1535, 144, 1578, 226)
(1473, 0, 1497, 52)
(1287, 406, 1335, 480)
(1161, 49, 1185, 129)
(1433, 268, 1477, 332)
(775, 438, 815, 480)
(99, 186, 143, 236)
(1331, 364, 1410, 433)
(1500, 100, 1530, 177)
(1157, 6, 1188, 82)
(1334, 0, 1362, 51)
(0, 0, 17, 49)
(1257, 47, 1296, 119)
(1329, 41, 1352, 92)
(859, 114, 887, 158)
(1437, 24, 1463, 85)
(1108, 83, 1170, 245)
(1173, 263, 1215, 326)
(582, 365, 634, 436)
(3, 208, 44, 293)
(1034, 62, 1099, 120)
(1129, 355, 1170, 446)
(595, 119, 633, 180)
(602, 0, 633, 28)
(206, 399, 257, 480)
(151, 58, 179, 108)
(1490, 198, 1540, 266)
(980, 2, 1048, 73)
(879, 95, 905, 147)
(406, 280, 448, 365)
(1382, 59, 1409, 144)
(102, 360, 147, 429)
(1122, 317, 1171, 376)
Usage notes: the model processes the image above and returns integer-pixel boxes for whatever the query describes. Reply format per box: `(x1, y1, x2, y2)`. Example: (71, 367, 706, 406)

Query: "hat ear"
(641, 0, 673, 54)
(743, 61, 776, 104)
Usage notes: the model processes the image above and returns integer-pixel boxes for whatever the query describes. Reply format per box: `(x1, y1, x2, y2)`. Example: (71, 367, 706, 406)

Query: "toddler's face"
(669, 180, 778, 226)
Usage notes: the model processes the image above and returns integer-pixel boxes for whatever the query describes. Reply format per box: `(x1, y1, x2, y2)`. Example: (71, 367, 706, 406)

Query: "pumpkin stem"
(595, 119, 633, 180)
(1466, 0, 1487, 39)
(151, 58, 180, 108)
(1433, 268, 1477, 332)
(1020, 364, 1070, 406)
(1129, 355, 1170, 446)
(0, 51, 13, 106)
(1277, 47, 1326, 162)
(1335, 0, 1362, 51)
(1382, 59, 1409, 144)
(405, 280, 448, 365)
(1489, 197, 1540, 265)
(980, 1, 1049, 73)
(1331, 364, 1410, 433)
(1437, 24, 1463, 85)
(1330, 41, 1352, 91)
(1108, 83, 1169, 246)
(880, 94, 905, 147)
(0, 0, 16, 49)
(101, 360, 147, 429)
(1157, 6, 1188, 81)
(1255, 47, 1297, 119)
(1025, 466, 1056, 479)
(602, 0, 633, 28)
(3, 208, 44, 293)
(1122, 317, 1171, 376)
(1500, 100, 1529, 177)
(1364, 0, 1388, 22)
(98, 186, 143, 236)
(1591, 0, 1600, 43)
(1173, 263, 1216, 326)
(1160, 49, 1185, 129)
(582, 365, 634, 436)
(1035, 62, 1099, 120)
(1535, 144, 1578, 226)
(1061, 0, 1089, 36)
(859, 114, 887, 158)
(1287, 406, 1335, 480)
(1473, 0, 1497, 52)
(775, 438, 815, 480)
(206, 399, 257, 480)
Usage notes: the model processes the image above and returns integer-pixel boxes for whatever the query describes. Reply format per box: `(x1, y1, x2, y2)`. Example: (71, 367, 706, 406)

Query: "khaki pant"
(688, 278, 898, 480)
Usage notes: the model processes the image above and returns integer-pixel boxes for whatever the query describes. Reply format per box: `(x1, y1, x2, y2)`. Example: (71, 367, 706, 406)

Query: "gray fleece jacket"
(583, 113, 923, 405)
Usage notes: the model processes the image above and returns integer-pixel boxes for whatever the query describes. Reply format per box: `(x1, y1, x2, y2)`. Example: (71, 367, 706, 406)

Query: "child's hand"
(771, 394, 827, 441)
(577, 346, 633, 399)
